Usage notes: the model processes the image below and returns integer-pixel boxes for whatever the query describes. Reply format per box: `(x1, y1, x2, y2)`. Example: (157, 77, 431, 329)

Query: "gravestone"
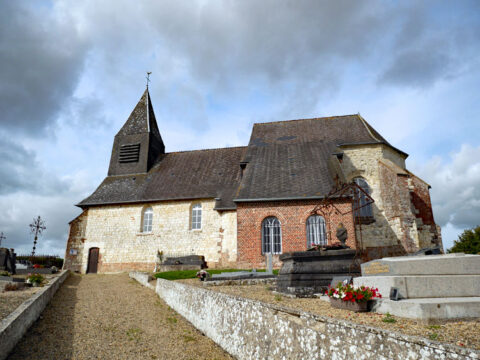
(266, 253, 273, 275)
(354, 253, 480, 321)
(0, 248, 16, 275)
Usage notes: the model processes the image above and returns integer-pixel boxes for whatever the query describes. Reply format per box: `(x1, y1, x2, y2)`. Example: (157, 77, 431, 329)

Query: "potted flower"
(26, 273, 45, 287)
(326, 283, 381, 312)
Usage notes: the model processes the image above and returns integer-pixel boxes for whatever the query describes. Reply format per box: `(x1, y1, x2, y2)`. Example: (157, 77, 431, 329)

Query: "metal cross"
(0, 232, 5, 247)
(29, 216, 46, 256)
(146, 71, 152, 88)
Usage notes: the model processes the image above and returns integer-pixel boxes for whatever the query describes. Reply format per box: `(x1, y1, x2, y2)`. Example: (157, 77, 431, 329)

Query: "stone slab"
(360, 253, 480, 277)
(354, 275, 480, 299)
(371, 297, 480, 322)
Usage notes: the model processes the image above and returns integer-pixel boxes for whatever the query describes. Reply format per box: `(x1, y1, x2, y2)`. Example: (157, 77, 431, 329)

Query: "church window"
(191, 203, 202, 230)
(262, 217, 282, 254)
(306, 215, 327, 248)
(142, 207, 153, 233)
(353, 177, 373, 220)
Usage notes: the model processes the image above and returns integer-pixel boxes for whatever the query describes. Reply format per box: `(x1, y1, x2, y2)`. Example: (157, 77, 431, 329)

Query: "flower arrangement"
(326, 283, 382, 303)
(26, 273, 45, 286)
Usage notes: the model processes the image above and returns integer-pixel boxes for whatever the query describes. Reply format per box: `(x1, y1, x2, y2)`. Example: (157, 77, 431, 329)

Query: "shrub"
(27, 273, 45, 285)
(448, 226, 480, 254)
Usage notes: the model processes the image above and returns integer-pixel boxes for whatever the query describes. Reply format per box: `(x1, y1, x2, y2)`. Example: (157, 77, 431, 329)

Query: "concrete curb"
(0, 270, 69, 360)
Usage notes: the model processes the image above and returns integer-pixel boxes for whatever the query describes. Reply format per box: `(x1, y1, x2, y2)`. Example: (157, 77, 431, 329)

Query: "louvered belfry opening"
(119, 143, 141, 163)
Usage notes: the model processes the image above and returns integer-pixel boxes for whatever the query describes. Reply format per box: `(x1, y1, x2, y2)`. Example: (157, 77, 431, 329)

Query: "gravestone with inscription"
(354, 253, 480, 321)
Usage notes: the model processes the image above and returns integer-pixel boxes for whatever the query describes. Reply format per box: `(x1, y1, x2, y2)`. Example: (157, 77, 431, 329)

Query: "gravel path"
(180, 279, 480, 350)
(8, 274, 232, 360)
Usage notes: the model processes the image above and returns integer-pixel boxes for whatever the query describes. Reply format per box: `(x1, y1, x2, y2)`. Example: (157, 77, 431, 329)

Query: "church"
(64, 89, 442, 273)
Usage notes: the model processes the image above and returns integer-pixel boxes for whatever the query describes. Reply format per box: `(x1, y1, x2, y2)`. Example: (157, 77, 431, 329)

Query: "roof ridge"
(166, 145, 247, 154)
(253, 114, 360, 126)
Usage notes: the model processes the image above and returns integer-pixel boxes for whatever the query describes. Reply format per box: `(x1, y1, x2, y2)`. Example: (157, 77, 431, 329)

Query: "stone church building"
(64, 89, 441, 273)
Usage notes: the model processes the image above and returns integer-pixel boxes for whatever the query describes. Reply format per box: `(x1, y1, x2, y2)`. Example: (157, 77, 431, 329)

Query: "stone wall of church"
(63, 211, 88, 272)
(236, 199, 356, 269)
(340, 144, 441, 254)
(64, 199, 237, 273)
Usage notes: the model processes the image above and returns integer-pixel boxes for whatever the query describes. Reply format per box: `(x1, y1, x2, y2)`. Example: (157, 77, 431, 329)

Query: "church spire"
(108, 88, 165, 176)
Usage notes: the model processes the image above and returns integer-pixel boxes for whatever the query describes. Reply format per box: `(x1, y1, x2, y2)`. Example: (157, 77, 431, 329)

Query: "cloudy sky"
(1, 0, 479, 256)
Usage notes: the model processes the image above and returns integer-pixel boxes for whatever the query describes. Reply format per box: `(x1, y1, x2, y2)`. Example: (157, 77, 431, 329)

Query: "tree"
(447, 226, 480, 254)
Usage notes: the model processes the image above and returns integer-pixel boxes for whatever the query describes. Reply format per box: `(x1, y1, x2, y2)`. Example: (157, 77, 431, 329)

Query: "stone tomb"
(276, 249, 360, 297)
(157, 255, 207, 272)
(353, 253, 480, 321)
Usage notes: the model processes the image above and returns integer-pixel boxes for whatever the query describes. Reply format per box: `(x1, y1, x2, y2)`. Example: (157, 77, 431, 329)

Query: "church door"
(87, 247, 99, 274)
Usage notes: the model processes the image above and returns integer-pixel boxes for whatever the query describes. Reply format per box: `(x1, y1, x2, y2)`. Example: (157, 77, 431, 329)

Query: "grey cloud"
(0, 1, 88, 135)
(0, 135, 68, 195)
(0, 192, 82, 256)
(379, 3, 480, 88)
(413, 144, 480, 231)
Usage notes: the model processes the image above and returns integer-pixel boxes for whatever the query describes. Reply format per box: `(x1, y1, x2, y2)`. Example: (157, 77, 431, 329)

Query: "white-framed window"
(262, 217, 282, 254)
(353, 177, 373, 218)
(142, 207, 153, 233)
(306, 215, 327, 248)
(191, 203, 202, 230)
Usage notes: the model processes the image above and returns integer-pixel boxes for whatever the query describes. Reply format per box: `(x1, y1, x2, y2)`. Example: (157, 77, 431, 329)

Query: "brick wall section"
(236, 199, 356, 268)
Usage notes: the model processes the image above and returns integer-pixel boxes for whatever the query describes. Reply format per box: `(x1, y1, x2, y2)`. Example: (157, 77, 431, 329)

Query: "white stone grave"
(353, 253, 480, 321)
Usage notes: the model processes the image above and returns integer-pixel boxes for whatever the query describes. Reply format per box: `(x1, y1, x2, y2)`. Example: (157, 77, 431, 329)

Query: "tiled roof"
(78, 104, 406, 209)
(78, 146, 247, 210)
(235, 115, 398, 201)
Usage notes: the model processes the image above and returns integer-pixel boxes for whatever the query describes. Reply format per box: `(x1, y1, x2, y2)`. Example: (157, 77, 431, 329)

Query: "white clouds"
(411, 144, 480, 250)
(0, 1, 479, 257)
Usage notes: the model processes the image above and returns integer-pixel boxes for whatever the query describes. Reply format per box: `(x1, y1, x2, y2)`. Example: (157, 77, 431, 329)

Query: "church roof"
(235, 114, 404, 202)
(78, 92, 407, 210)
(78, 146, 246, 210)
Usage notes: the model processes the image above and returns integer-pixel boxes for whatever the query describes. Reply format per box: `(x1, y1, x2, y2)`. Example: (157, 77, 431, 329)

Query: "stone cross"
(266, 253, 273, 275)
(0, 232, 5, 247)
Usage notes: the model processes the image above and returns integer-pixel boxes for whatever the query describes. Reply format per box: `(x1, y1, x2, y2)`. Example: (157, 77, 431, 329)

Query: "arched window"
(353, 177, 373, 219)
(262, 217, 282, 254)
(306, 215, 327, 248)
(142, 207, 153, 233)
(191, 203, 202, 230)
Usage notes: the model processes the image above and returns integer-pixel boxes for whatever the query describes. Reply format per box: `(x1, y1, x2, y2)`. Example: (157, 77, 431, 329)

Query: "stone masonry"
(65, 199, 237, 273)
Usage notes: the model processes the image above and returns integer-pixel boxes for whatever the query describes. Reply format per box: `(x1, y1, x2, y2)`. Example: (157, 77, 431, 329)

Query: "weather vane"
(146, 71, 152, 88)
(0, 232, 5, 247)
(29, 216, 46, 256)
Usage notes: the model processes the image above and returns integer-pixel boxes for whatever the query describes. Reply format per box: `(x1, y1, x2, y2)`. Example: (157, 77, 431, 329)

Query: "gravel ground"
(0, 273, 60, 321)
(8, 274, 232, 360)
(0, 287, 40, 321)
(180, 279, 480, 350)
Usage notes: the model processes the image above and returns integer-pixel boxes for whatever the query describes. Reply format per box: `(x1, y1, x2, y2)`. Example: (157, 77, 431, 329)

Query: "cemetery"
(125, 248, 480, 359)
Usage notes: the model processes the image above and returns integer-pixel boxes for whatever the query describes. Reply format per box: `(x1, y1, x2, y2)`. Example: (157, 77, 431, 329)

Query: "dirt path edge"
(0, 270, 69, 360)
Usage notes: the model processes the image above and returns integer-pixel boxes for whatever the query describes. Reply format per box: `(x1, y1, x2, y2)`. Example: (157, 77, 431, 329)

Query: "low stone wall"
(0, 270, 69, 360)
(129, 271, 154, 290)
(155, 278, 479, 360)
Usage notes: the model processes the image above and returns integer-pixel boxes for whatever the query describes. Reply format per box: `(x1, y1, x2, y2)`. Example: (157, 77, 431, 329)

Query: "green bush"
(16, 255, 64, 268)
(448, 226, 480, 254)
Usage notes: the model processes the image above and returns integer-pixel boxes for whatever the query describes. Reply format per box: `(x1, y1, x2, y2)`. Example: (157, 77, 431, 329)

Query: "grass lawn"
(154, 268, 278, 280)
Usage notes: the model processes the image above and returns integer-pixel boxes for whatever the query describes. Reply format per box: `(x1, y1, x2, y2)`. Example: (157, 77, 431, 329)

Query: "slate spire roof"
(79, 92, 408, 210)
(107, 89, 165, 176)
